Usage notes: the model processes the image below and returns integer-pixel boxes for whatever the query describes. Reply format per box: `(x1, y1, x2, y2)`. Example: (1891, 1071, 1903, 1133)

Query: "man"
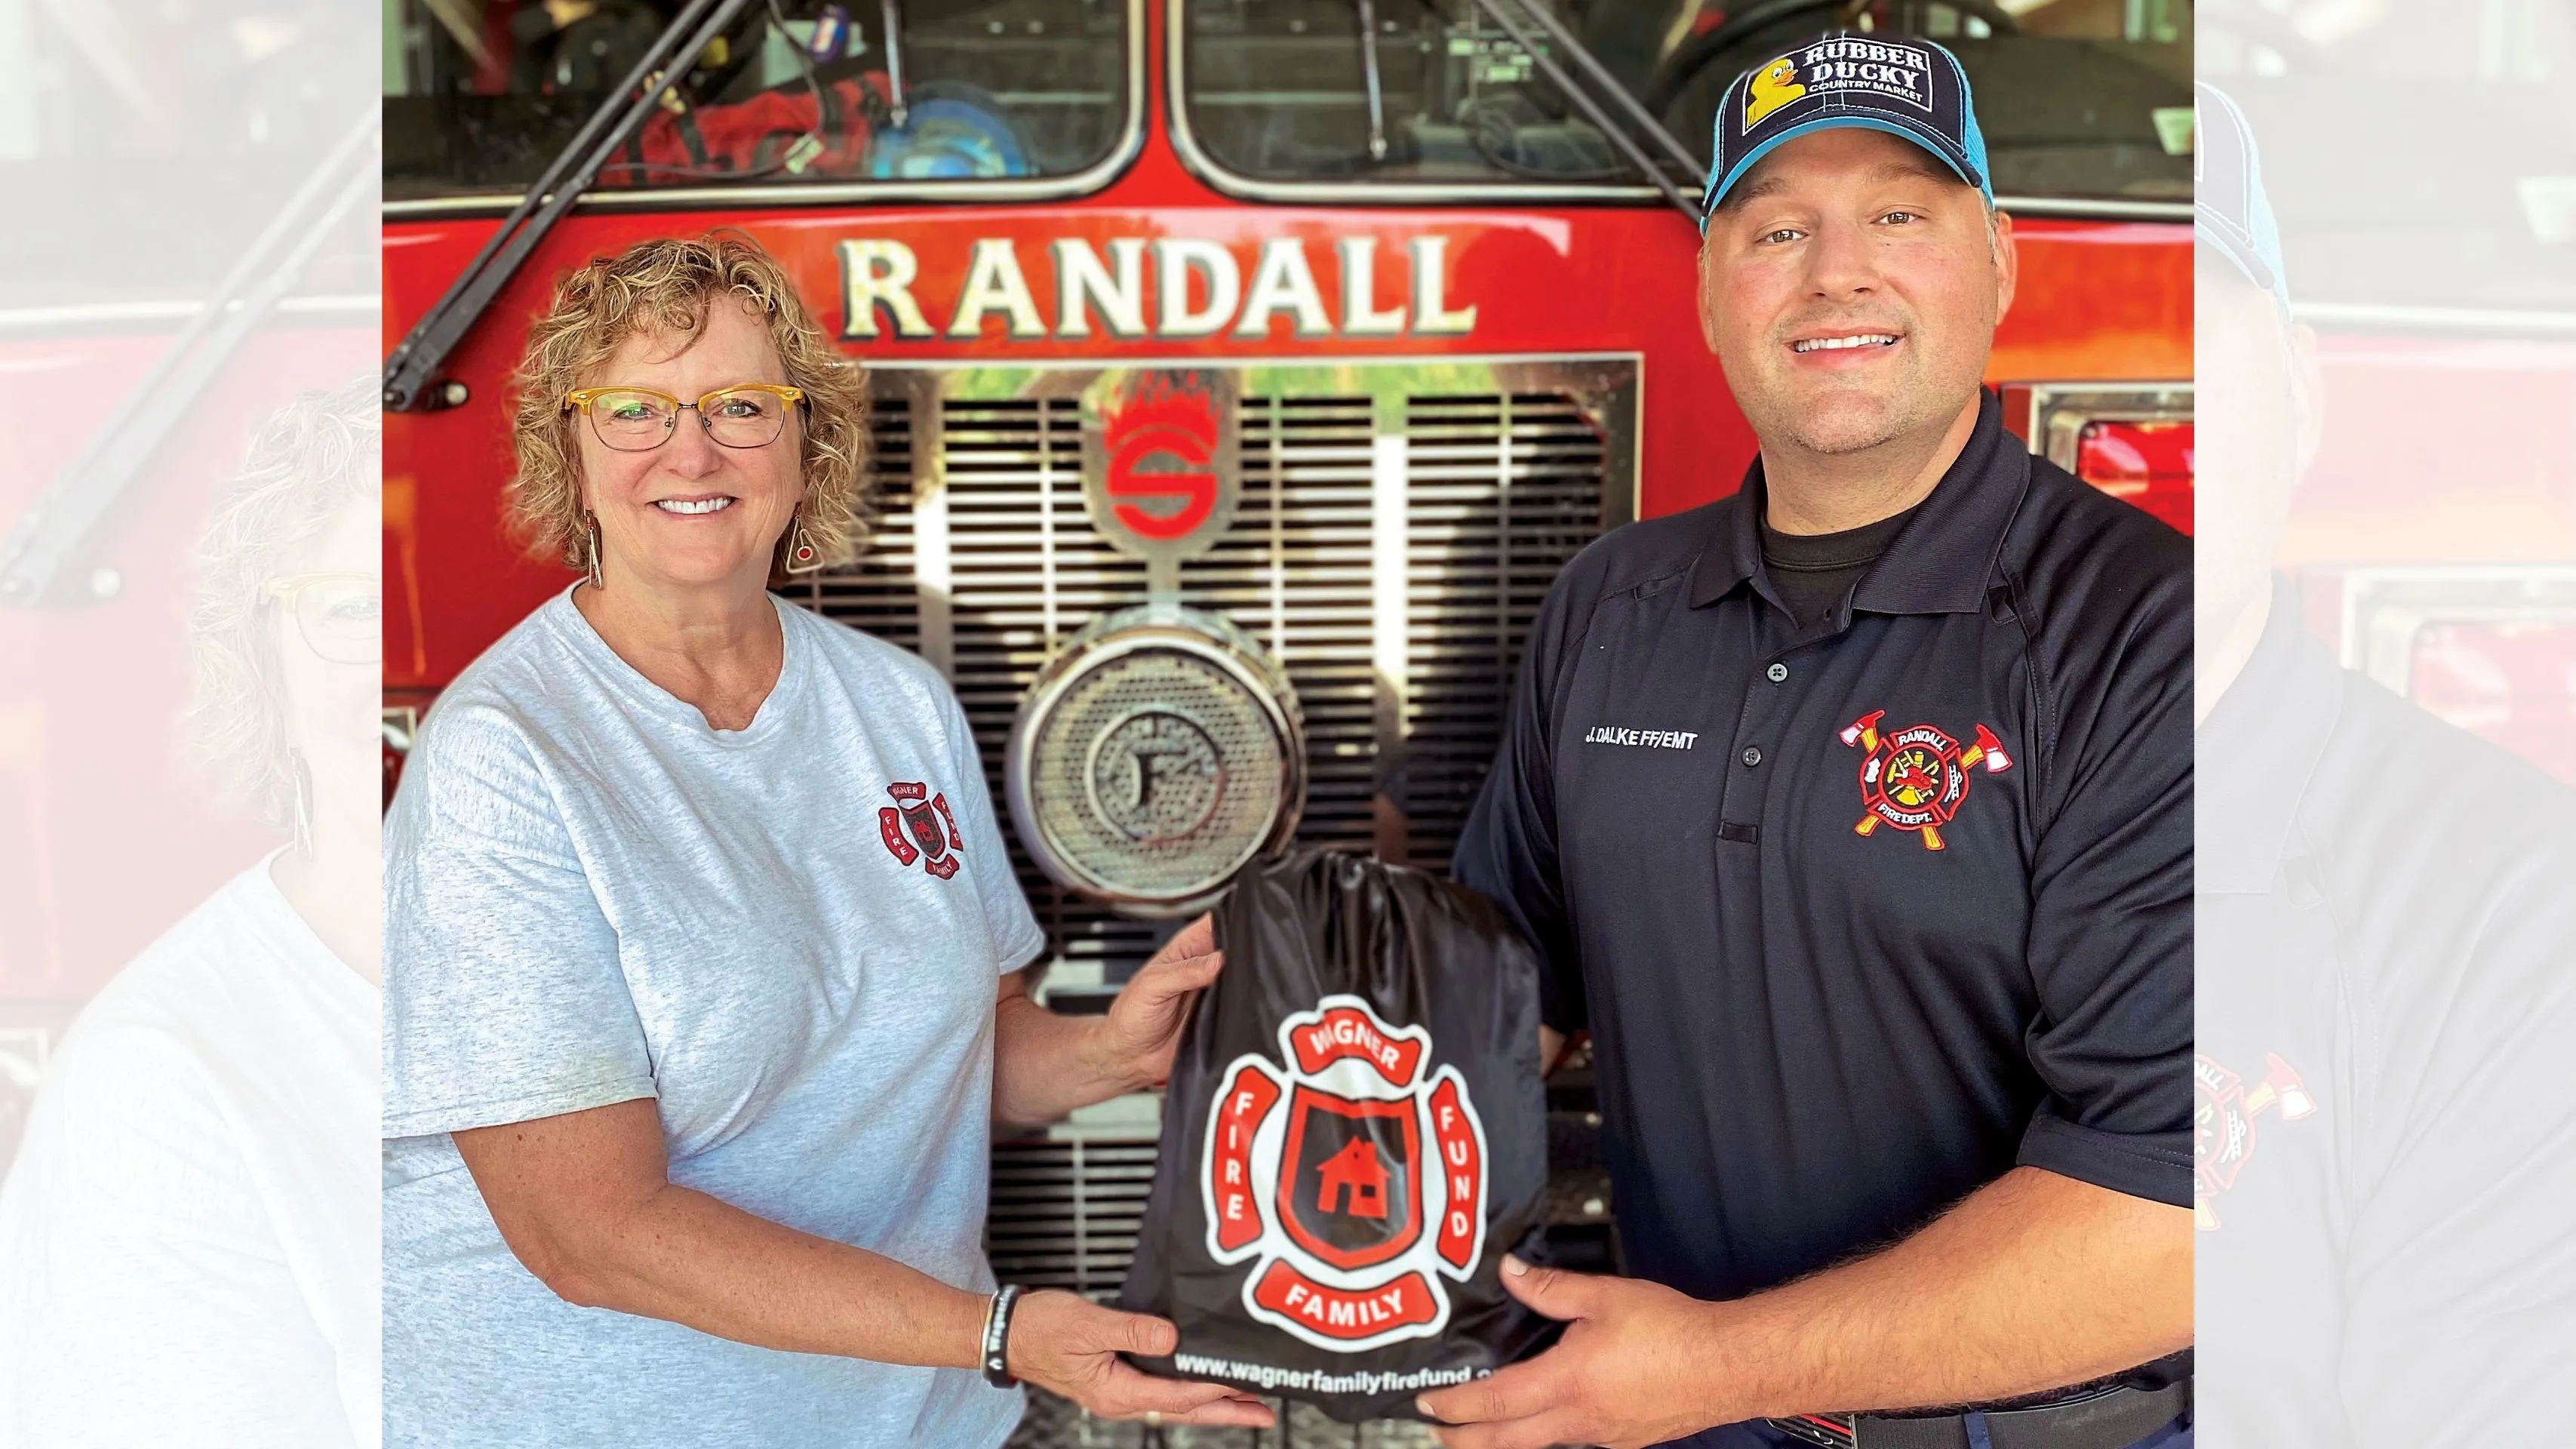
(1424, 35, 2193, 1449)
(2190, 84, 2576, 1447)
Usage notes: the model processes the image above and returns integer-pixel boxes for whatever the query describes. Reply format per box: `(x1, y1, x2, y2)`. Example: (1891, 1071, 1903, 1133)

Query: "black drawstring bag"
(1118, 848, 1555, 1422)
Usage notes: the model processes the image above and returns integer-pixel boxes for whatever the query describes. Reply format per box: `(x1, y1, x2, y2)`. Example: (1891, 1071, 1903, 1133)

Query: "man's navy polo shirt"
(2197, 579, 2576, 1443)
(1456, 391, 2193, 1306)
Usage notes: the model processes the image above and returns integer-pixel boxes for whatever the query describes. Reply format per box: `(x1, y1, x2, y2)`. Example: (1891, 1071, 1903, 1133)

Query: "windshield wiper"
(879, 0, 909, 129)
(0, 106, 379, 609)
(1462, 0, 1706, 223)
(382, 0, 764, 414)
(1357, 0, 1388, 161)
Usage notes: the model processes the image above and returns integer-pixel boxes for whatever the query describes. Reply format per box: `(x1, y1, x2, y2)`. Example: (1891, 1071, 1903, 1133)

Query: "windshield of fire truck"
(1181, 0, 2193, 206)
(383, 0, 1132, 204)
(0, 2, 377, 311)
(2201, 0, 2576, 311)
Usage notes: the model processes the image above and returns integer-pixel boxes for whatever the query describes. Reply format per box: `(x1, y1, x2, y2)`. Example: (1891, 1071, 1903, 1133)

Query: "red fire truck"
(0, 5, 377, 1168)
(2204, 0, 2576, 785)
(380, 0, 2192, 1380)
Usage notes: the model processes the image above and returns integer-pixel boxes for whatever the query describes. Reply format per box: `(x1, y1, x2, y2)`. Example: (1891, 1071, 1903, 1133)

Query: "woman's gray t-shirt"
(382, 590, 1044, 1447)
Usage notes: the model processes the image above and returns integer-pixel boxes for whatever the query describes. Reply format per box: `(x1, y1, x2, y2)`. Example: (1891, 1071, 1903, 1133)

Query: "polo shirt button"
(1741, 746, 1763, 768)
(1766, 663, 1788, 683)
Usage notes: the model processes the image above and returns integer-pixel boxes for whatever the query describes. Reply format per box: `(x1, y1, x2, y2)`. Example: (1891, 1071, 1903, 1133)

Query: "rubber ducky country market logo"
(1742, 37, 1937, 134)
(1201, 997, 1488, 1351)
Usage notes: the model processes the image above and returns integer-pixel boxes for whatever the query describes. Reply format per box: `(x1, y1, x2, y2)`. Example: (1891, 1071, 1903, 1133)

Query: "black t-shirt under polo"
(1760, 500, 1923, 629)
(1457, 392, 2193, 1317)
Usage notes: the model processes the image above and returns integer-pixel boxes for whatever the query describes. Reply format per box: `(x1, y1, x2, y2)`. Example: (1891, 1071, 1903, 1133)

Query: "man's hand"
(1419, 1170, 2190, 1448)
(1088, 915, 1223, 1092)
(1004, 1290, 1273, 1429)
(1417, 1256, 1726, 1449)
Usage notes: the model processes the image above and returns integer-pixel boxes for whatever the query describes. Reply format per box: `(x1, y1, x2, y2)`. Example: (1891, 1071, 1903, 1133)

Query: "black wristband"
(979, 1284, 1025, 1389)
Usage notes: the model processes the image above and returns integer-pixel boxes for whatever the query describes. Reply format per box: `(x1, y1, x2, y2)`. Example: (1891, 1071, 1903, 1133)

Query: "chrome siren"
(1007, 604, 1304, 918)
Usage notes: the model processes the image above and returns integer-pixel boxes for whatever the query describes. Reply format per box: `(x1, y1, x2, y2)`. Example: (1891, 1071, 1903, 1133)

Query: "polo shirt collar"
(1689, 389, 2029, 615)
(2196, 575, 2343, 895)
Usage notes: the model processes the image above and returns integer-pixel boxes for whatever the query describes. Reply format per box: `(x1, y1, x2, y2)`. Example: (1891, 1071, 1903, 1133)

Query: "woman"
(380, 235, 1268, 1445)
(0, 375, 383, 1446)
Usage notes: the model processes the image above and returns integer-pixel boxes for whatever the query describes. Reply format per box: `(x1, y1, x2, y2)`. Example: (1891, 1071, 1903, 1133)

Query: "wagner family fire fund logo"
(878, 780, 964, 878)
(1200, 997, 1488, 1352)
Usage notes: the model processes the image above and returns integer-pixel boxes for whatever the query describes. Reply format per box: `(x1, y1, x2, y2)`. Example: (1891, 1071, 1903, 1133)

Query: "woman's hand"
(1090, 915, 1224, 1092)
(1004, 1290, 1274, 1428)
(994, 915, 1224, 1126)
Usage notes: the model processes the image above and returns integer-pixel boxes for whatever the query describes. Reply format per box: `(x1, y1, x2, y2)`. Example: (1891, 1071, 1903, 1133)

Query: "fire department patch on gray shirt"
(381, 589, 1043, 1448)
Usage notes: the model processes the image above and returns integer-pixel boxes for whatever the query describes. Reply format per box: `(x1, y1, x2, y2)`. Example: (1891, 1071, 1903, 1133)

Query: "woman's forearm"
(990, 925, 1227, 1131)
(456, 1101, 986, 1368)
(549, 1181, 988, 1364)
(991, 986, 1133, 1130)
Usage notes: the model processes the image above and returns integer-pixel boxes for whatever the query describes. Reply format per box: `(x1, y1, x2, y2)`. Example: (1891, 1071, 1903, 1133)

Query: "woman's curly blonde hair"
(507, 232, 871, 576)
(185, 372, 380, 831)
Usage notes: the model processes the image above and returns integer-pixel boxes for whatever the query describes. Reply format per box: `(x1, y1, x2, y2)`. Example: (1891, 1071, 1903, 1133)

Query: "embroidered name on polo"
(1583, 727, 1699, 749)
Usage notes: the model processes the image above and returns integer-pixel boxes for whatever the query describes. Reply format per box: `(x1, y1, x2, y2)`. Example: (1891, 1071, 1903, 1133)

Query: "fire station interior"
(372, 5, 2199, 1441)
(2, 1, 377, 309)
(371, 5, 2206, 1425)
(386, 0, 2191, 202)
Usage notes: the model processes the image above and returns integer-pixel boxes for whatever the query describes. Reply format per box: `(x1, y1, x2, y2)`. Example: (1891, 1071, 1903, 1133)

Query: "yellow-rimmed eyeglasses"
(562, 383, 807, 453)
(263, 573, 381, 665)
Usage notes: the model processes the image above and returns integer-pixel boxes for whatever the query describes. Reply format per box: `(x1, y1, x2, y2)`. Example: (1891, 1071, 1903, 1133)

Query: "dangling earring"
(583, 511, 605, 590)
(287, 746, 315, 861)
(783, 509, 822, 575)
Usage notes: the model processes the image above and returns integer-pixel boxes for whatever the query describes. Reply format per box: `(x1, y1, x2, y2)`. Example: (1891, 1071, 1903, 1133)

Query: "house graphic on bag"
(1316, 1138, 1390, 1219)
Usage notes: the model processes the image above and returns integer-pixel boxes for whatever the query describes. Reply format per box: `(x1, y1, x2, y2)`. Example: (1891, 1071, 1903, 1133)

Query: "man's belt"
(1766, 1378, 2189, 1449)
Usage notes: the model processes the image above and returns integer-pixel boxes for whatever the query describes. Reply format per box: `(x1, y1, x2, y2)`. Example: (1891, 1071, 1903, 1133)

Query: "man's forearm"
(991, 989, 1134, 1129)
(1701, 1167, 2192, 1420)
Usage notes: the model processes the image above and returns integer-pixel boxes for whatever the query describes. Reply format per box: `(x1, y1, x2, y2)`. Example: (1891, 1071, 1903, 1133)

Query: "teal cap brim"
(1699, 115, 1990, 233)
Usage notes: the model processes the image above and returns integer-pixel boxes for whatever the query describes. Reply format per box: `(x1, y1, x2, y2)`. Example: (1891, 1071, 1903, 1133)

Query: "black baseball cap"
(2194, 82, 2292, 310)
(1701, 31, 1991, 228)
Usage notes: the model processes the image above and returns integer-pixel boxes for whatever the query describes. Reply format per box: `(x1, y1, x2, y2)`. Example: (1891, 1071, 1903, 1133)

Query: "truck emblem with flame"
(1099, 372, 1222, 541)
(1201, 996, 1487, 1351)
(1081, 369, 1241, 589)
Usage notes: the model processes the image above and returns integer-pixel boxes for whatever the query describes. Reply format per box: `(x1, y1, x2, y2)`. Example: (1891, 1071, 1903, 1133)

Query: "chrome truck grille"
(779, 359, 1637, 1313)
(784, 356, 1637, 987)
(988, 1134, 1162, 1295)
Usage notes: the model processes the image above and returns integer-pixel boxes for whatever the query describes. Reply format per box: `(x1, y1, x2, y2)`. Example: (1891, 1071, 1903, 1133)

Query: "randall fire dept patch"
(2194, 1051, 2316, 1230)
(1201, 996, 1488, 1352)
(878, 780, 965, 879)
(1839, 710, 2012, 851)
